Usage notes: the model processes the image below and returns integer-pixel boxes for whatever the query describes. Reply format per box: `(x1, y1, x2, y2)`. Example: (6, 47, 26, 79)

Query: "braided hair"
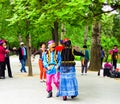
(61, 39, 74, 64)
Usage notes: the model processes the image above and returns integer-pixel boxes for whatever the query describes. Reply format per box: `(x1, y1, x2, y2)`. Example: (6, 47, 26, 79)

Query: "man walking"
(18, 42, 27, 72)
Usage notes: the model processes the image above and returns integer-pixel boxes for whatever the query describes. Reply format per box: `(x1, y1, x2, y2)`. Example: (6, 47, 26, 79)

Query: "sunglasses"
(52, 46, 56, 48)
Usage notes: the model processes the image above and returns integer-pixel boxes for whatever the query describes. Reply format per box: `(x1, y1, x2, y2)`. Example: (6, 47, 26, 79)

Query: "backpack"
(110, 70, 119, 78)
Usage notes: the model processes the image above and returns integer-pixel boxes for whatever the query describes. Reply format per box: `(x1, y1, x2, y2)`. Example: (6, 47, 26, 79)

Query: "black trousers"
(112, 60, 117, 70)
(104, 68, 110, 77)
(81, 59, 89, 73)
(0, 62, 5, 77)
(5, 57, 12, 77)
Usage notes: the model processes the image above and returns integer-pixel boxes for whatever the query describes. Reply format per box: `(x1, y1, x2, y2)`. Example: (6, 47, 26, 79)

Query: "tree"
(113, 14, 120, 42)
(88, 0, 120, 71)
(7, 0, 120, 73)
(8, 0, 35, 76)
(83, 25, 88, 45)
(0, 0, 18, 46)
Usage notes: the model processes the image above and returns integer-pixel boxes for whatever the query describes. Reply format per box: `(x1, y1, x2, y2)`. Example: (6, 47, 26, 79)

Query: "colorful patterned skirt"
(58, 66, 78, 96)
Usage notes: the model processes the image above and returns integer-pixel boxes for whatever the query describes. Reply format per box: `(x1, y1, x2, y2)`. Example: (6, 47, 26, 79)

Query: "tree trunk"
(18, 34, 22, 42)
(52, 21, 59, 45)
(84, 25, 88, 45)
(61, 23, 66, 40)
(26, 34, 33, 76)
(89, 21, 101, 71)
(25, 16, 32, 76)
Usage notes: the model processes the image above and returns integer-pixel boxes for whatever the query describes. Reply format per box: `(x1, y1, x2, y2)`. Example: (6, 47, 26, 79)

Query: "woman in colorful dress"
(58, 38, 84, 100)
(43, 40, 61, 98)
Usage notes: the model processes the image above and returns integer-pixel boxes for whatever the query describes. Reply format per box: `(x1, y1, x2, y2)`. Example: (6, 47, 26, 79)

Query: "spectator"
(80, 45, 90, 75)
(111, 45, 118, 70)
(33, 42, 47, 82)
(18, 42, 27, 73)
(0, 40, 7, 79)
(103, 61, 113, 77)
(98, 46, 105, 76)
(101, 46, 105, 67)
(2, 40, 13, 78)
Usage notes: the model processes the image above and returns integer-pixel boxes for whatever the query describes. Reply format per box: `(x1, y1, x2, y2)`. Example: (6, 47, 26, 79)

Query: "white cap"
(20, 42, 24, 45)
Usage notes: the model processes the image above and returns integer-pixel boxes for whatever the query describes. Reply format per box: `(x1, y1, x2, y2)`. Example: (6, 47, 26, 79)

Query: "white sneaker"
(40, 79, 43, 82)
(84, 73, 87, 75)
(43, 79, 46, 82)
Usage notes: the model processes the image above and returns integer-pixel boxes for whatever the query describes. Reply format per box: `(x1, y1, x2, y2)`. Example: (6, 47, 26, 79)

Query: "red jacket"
(0, 46, 6, 62)
(55, 45, 64, 52)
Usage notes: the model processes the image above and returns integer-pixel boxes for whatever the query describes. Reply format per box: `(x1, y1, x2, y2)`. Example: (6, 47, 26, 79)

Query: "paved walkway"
(0, 55, 120, 104)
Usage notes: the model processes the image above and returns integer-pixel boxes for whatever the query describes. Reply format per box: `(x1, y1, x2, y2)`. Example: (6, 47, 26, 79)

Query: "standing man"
(43, 40, 61, 98)
(101, 46, 105, 68)
(80, 45, 90, 75)
(98, 46, 105, 76)
(18, 42, 27, 72)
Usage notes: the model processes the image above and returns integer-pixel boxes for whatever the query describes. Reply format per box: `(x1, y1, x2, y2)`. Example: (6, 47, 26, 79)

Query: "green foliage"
(1, 0, 120, 51)
(63, 23, 91, 48)
(0, 0, 18, 46)
(101, 14, 114, 37)
(6, 0, 92, 48)
(113, 14, 120, 42)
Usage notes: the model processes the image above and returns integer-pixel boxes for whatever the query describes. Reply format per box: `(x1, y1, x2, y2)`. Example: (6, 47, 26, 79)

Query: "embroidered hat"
(62, 38, 69, 43)
(48, 40, 55, 45)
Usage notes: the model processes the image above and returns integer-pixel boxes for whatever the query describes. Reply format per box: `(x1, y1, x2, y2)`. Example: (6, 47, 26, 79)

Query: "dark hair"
(83, 45, 87, 48)
(114, 45, 117, 47)
(39, 42, 46, 47)
(64, 40, 71, 47)
(59, 40, 63, 44)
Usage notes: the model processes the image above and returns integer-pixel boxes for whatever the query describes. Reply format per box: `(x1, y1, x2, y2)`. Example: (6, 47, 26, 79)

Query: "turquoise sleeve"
(43, 53, 48, 68)
(57, 52, 62, 67)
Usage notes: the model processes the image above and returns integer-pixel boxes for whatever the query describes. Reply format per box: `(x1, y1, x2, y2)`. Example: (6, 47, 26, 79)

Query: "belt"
(48, 64, 56, 66)
(61, 61, 75, 63)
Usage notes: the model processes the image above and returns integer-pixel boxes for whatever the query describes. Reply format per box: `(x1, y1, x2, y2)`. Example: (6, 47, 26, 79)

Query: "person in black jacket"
(18, 42, 27, 72)
(33, 42, 47, 82)
(58, 38, 84, 101)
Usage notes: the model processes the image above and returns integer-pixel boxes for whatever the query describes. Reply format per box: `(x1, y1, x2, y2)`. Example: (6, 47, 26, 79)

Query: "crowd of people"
(0, 38, 120, 101)
(99, 45, 120, 78)
(0, 40, 27, 79)
(0, 40, 13, 79)
(32, 38, 85, 100)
